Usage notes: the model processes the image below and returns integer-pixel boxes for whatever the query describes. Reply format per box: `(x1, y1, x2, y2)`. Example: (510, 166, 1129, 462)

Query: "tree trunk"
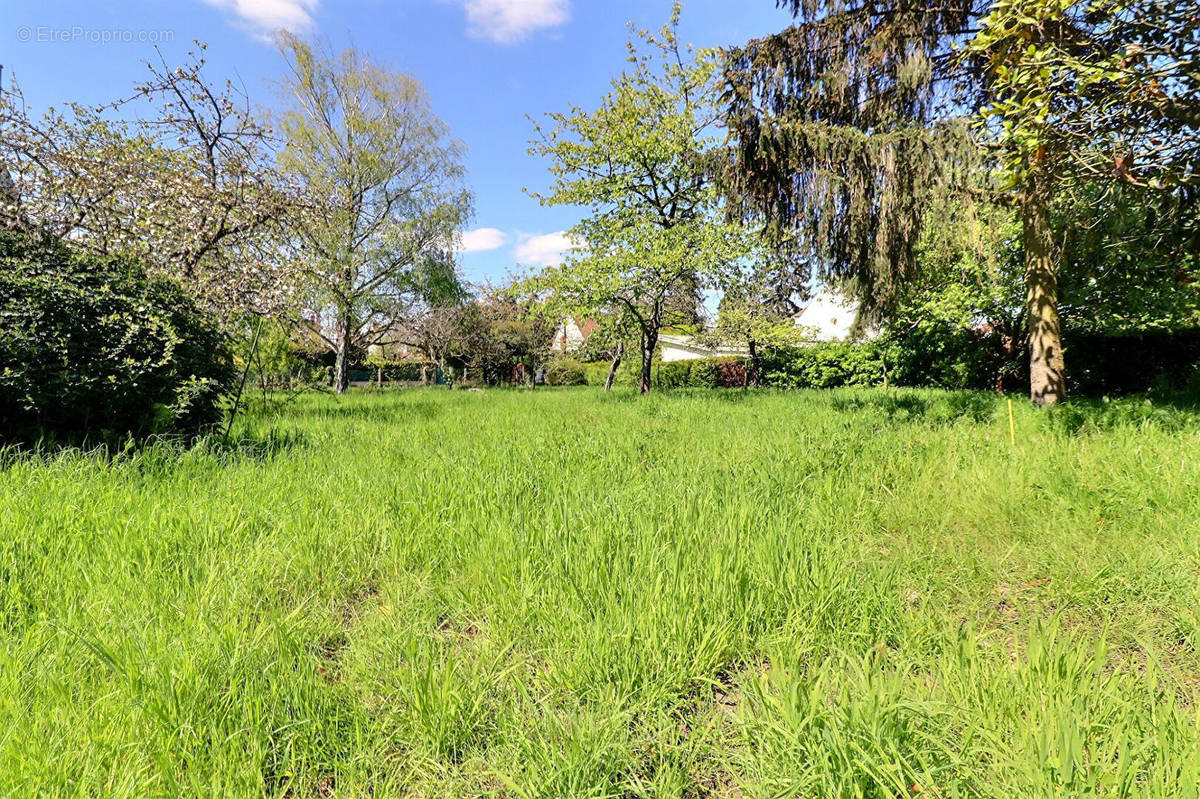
(748, 339, 759, 389)
(604, 340, 625, 393)
(639, 328, 657, 395)
(333, 315, 352, 394)
(1022, 167, 1065, 407)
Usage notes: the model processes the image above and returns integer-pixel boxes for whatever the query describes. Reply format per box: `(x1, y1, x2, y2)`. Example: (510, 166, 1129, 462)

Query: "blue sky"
(2, 0, 793, 284)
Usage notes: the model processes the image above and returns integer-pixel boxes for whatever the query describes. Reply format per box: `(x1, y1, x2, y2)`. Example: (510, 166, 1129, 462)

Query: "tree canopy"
(724, 0, 1200, 404)
(531, 4, 750, 393)
(274, 34, 472, 393)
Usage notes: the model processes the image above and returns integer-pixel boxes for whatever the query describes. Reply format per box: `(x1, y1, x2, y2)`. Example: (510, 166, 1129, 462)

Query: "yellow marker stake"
(1007, 398, 1016, 446)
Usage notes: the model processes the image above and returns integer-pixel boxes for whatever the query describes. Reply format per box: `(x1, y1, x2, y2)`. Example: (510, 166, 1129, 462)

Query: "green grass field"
(3, 387, 1199, 798)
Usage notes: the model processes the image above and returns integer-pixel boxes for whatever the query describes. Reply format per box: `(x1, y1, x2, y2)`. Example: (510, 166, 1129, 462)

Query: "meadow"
(2, 387, 1199, 798)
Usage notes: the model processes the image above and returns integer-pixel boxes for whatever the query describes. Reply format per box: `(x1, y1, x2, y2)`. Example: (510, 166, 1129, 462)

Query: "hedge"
(758, 342, 888, 389)
(759, 330, 1200, 395)
(654, 357, 748, 389)
(1064, 329, 1200, 396)
(361, 359, 438, 383)
(544, 358, 587, 386)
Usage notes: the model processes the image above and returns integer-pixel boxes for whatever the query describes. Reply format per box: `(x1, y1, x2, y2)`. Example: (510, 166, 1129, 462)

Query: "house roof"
(575, 318, 599, 340)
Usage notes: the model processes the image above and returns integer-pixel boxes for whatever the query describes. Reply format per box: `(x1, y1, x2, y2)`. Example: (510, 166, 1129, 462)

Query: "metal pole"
(224, 315, 265, 440)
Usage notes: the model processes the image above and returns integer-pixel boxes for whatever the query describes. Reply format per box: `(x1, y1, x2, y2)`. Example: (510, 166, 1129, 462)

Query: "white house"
(791, 289, 865, 341)
(659, 334, 748, 362)
(550, 317, 599, 353)
(654, 289, 871, 362)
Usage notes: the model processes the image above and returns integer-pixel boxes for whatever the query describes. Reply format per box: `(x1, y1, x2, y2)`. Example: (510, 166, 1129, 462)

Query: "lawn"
(2, 387, 1199, 798)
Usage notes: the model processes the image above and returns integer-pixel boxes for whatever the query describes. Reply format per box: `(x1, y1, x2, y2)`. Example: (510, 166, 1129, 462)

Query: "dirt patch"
(338, 580, 381, 626)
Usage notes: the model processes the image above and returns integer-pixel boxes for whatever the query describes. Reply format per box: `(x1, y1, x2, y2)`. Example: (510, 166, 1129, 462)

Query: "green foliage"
(1065, 329, 1200, 397)
(529, 5, 753, 391)
(230, 319, 333, 389)
(362, 359, 438, 383)
(966, 0, 1200, 191)
(882, 325, 1018, 391)
(759, 343, 888, 389)
(0, 232, 234, 445)
(580, 358, 638, 388)
(1057, 186, 1200, 334)
(446, 295, 553, 385)
(3, 388, 1200, 795)
(543, 358, 587, 386)
(654, 357, 747, 389)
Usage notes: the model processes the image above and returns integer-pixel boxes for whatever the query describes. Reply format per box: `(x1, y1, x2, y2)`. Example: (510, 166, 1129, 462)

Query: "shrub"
(581, 359, 638, 387)
(655, 360, 692, 389)
(882, 325, 1015, 391)
(362, 358, 438, 383)
(879, 326, 1200, 396)
(544, 358, 587, 386)
(0, 232, 235, 445)
(654, 357, 748, 389)
(231, 320, 328, 389)
(759, 342, 887, 389)
(1063, 329, 1200, 396)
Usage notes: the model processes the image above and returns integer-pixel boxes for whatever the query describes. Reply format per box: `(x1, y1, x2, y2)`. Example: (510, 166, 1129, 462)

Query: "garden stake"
(224, 315, 265, 441)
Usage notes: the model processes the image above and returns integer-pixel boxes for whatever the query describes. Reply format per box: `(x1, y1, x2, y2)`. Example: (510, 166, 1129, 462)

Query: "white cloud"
(197, 0, 317, 36)
(459, 227, 508, 253)
(514, 231, 577, 267)
(452, 0, 570, 44)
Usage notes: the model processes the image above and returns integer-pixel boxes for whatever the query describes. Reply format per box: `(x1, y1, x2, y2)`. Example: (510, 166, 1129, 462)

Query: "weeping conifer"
(724, 0, 1200, 406)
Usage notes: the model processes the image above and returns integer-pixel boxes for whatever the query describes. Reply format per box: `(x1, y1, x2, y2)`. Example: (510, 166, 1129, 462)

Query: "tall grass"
(1, 387, 1198, 797)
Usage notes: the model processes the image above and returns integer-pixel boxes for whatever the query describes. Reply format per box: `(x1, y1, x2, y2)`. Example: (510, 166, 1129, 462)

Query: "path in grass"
(2, 388, 1199, 797)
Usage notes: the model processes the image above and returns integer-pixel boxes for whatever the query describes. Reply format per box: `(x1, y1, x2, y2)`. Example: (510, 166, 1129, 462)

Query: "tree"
(0, 45, 290, 315)
(442, 290, 554, 385)
(577, 310, 641, 392)
(530, 4, 748, 394)
(706, 258, 807, 387)
(886, 176, 1200, 392)
(724, 0, 1200, 405)
(884, 187, 1028, 391)
(275, 34, 471, 393)
(394, 301, 467, 377)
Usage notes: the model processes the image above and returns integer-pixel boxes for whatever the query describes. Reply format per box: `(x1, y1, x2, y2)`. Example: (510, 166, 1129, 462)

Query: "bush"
(581, 358, 638, 387)
(879, 325, 1200, 396)
(759, 342, 887, 389)
(0, 232, 235, 445)
(654, 357, 748, 389)
(544, 358, 587, 386)
(362, 358, 438, 383)
(882, 325, 1016, 391)
(231, 320, 330, 389)
(655, 360, 692, 389)
(1064, 329, 1200, 396)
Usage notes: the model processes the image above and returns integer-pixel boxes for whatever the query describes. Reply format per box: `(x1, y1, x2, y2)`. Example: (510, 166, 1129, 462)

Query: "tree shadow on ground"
(0, 428, 307, 471)
(829, 389, 1000, 426)
(1047, 393, 1200, 434)
(278, 399, 443, 423)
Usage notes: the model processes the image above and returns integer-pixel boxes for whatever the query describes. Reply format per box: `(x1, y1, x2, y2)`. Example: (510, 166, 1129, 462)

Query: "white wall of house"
(659, 334, 748, 362)
(551, 318, 587, 353)
(792, 290, 863, 341)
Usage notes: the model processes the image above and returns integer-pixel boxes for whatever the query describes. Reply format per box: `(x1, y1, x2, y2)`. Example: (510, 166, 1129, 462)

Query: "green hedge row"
(655, 358, 749, 388)
(758, 343, 888, 389)
(544, 359, 588, 386)
(360, 359, 438, 383)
